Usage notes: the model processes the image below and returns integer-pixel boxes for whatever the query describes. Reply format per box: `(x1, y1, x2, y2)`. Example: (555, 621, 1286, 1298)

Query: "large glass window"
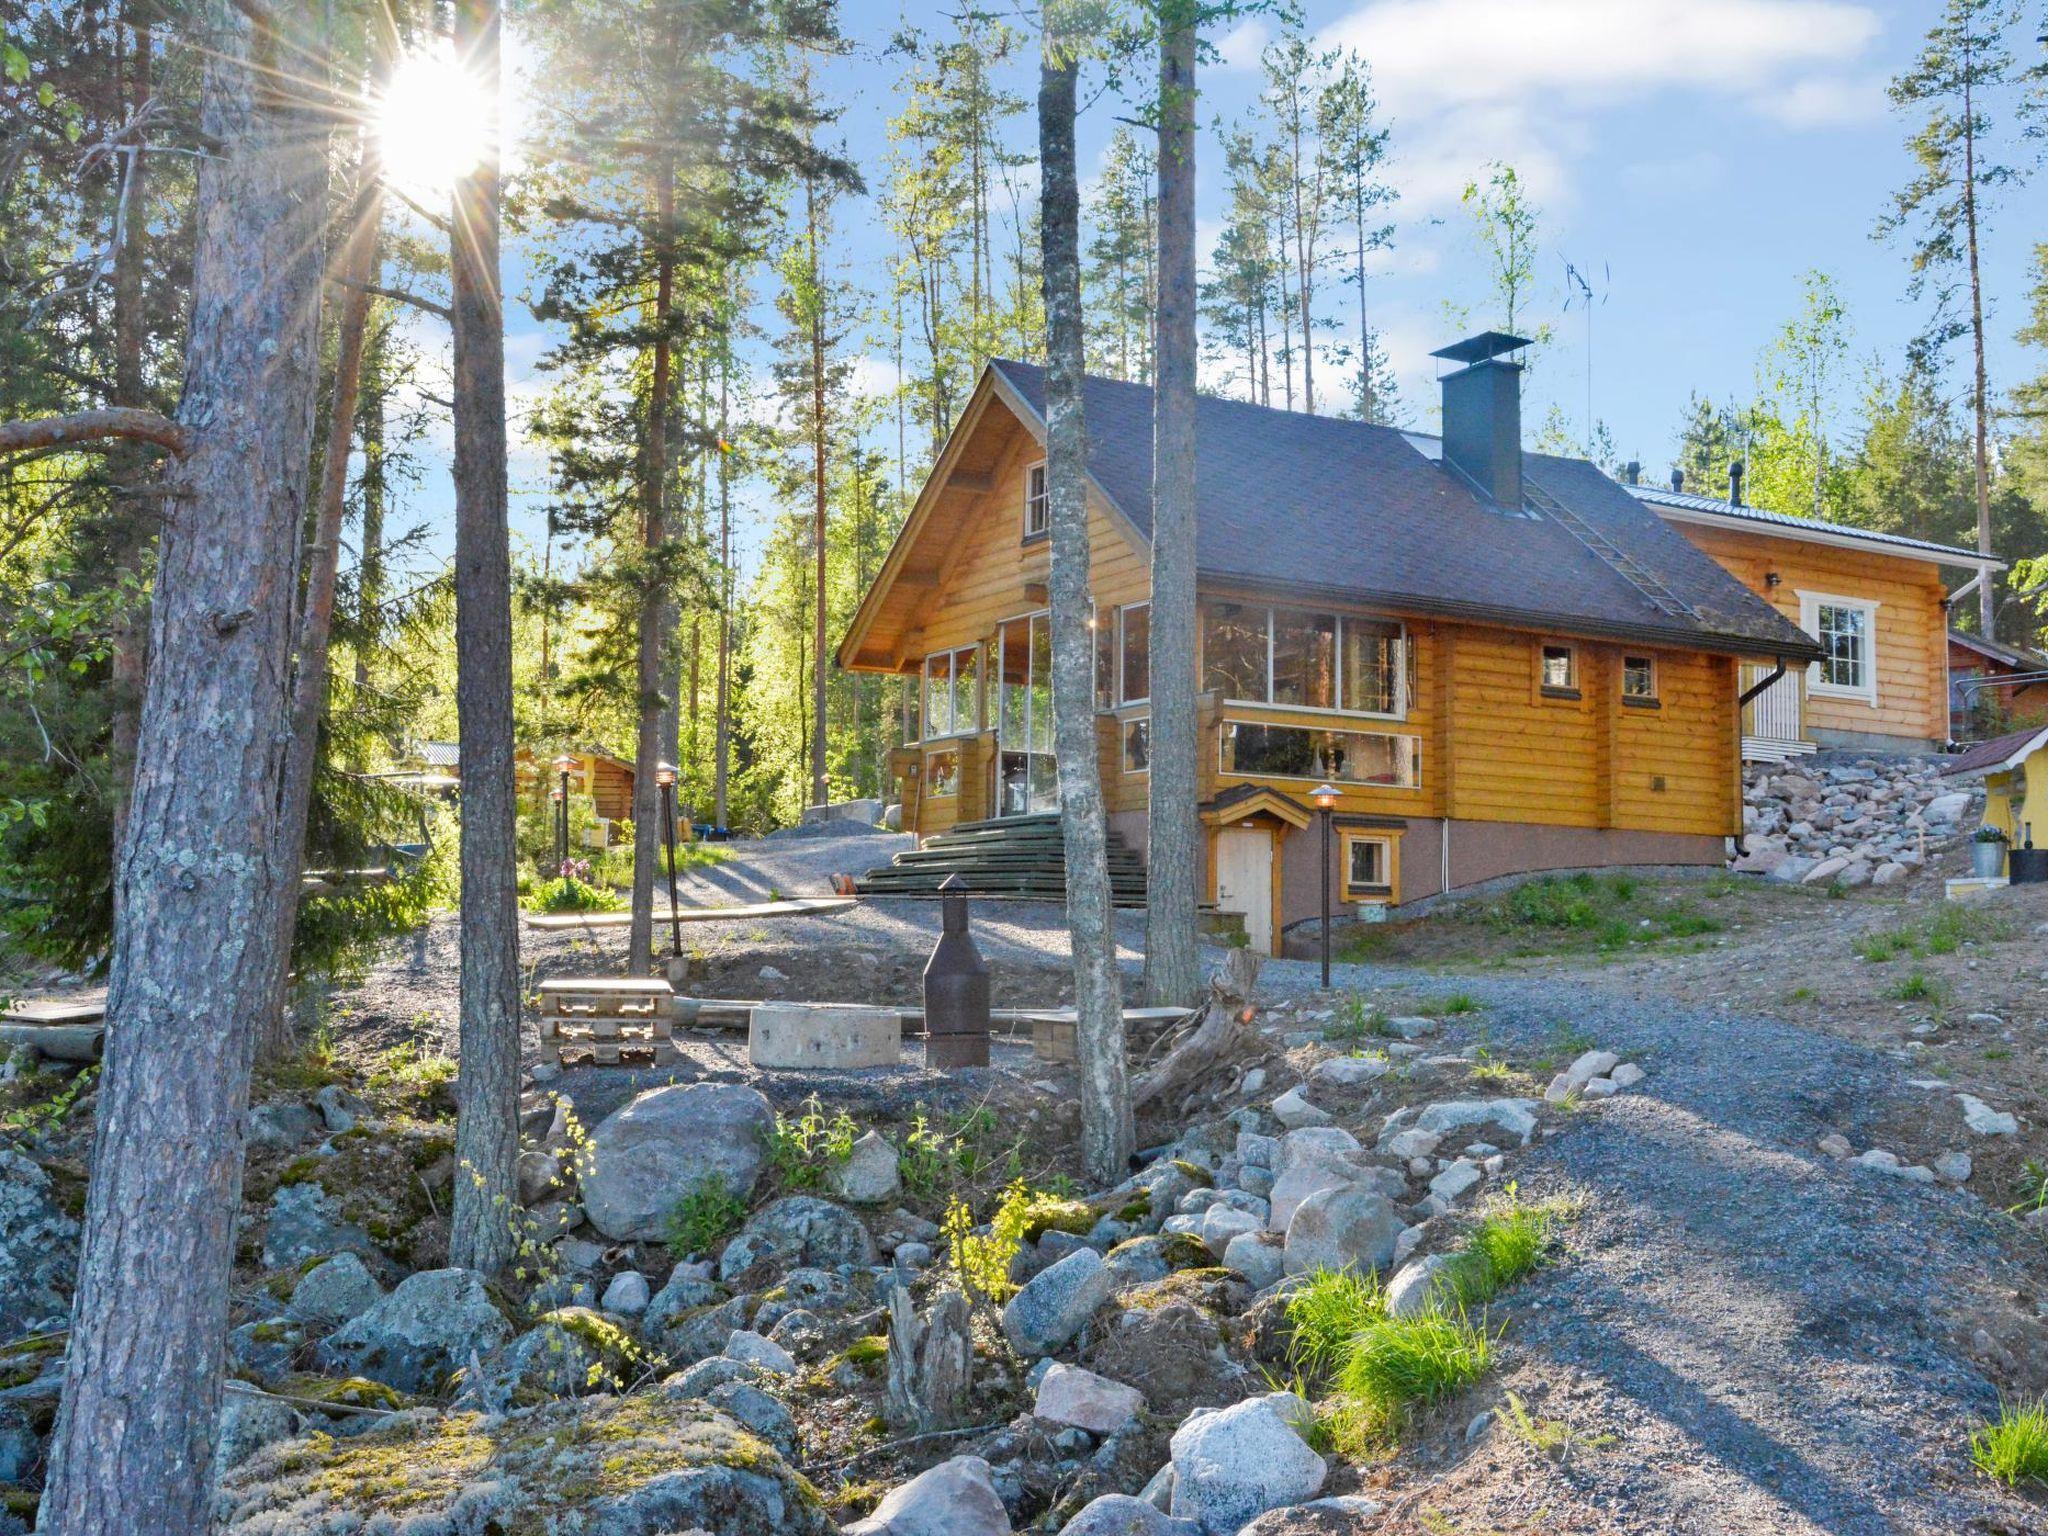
(1220, 721, 1420, 787)
(922, 646, 979, 738)
(997, 612, 1059, 815)
(902, 676, 923, 745)
(1342, 618, 1404, 714)
(1119, 603, 1150, 705)
(1203, 603, 1267, 700)
(1272, 609, 1337, 709)
(1204, 604, 1407, 717)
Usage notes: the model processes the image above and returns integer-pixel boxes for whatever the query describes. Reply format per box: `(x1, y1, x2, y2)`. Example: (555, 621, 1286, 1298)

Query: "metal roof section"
(1628, 484, 2001, 568)
(1430, 331, 1533, 365)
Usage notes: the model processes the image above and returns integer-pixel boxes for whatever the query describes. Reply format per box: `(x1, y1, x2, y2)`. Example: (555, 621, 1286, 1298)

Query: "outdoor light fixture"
(655, 760, 683, 958)
(551, 754, 576, 871)
(1311, 784, 1339, 988)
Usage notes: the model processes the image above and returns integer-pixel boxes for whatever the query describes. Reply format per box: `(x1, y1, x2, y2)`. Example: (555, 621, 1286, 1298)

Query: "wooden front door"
(1216, 826, 1275, 955)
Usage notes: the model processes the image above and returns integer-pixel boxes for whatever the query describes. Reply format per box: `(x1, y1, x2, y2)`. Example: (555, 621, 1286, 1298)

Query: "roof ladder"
(1524, 481, 1696, 621)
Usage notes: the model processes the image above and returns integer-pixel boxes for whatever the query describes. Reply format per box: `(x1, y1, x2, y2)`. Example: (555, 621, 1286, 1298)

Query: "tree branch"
(333, 277, 453, 322)
(0, 408, 186, 458)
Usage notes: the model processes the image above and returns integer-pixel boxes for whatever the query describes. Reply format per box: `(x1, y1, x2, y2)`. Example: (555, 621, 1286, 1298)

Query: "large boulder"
(1035, 1362, 1146, 1433)
(213, 1395, 834, 1535)
(492, 1307, 639, 1397)
(845, 1455, 1011, 1536)
(1282, 1186, 1403, 1278)
(827, 1130, 903, 1205)
(1168, 1394, 1327, 1535)
(314, 1267, 511, 1394)
(1003, 1247, 1112, 1355)
(1058, 1495, 1203, 1535)
(290, 1252, 383, 1326)
(260, 1183, 379, 1272)
(0, 1148, 78, 1342)
(718, 1195, 875, 1283)
(581, 1083, 775, 1242)
(1266, 1129, 1365, 1231)
(214, 1388, 301, 1472)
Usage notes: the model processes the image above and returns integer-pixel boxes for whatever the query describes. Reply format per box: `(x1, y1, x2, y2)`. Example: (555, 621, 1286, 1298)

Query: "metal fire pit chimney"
(923, 874, 990, 1069)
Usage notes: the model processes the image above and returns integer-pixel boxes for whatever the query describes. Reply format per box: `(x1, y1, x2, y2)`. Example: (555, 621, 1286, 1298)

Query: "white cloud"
(1751, 71, 1888, 127)
(1214, 17, 1272, 72)
(1312, 0, 1880, 214)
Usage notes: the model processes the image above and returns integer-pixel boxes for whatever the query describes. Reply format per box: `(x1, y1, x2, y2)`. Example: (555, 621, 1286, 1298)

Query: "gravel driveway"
(1263, 955, 2047, 1535)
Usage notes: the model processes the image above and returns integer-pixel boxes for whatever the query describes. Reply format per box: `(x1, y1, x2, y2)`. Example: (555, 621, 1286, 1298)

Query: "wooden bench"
(537, 977, 678, 1068)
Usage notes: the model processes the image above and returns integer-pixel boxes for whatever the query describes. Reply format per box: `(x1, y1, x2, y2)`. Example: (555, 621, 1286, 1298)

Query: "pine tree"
(1261, 30, 1337, 412)
(1319, 52, 1395, 424)
(1878, 0, 2041, 636)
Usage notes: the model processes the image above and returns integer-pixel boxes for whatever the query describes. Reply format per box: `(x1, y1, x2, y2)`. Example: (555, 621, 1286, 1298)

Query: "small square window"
(925, 749, 960, 798)
(1540, 644, 1577, 694)
(1622, 655, 1657, 700)
(1122, 717, 1150, 774)
(1343, 834, 1392, 898)
(1023, 463, 1049, 540)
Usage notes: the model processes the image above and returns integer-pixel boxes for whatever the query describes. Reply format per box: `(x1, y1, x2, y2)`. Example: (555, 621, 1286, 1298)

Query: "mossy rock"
(1017, 1196, 1096, 1243)
(487, 1307, 650, 1400)
(1119, 1266, 1239, 1314)
(2, 1483, 39, 1519)
(276, 1374, 413, 1412)
(1169, 1159, 1214, 1188)
(216, 1396, 832, 1535)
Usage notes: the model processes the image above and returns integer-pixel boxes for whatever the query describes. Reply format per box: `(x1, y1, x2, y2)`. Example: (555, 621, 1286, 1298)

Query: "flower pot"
(1972, 841, 2007, 879)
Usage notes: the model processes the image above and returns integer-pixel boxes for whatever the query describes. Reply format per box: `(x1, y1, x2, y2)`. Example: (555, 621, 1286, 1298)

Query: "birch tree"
(32, 0, 331, 1525)
(1042, 0, 1132, 1183)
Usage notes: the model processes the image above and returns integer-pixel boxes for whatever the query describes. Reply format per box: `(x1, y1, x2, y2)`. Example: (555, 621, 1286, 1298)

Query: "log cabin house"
(1621, 478, 2000, 760)
(838, 333, 1843, 952)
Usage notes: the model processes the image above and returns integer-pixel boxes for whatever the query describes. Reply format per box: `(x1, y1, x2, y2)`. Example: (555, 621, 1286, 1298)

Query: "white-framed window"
(1118, 602, 1150, 706)
(1621, 654, 1658, 703)
(1023, 461, 1049, 540)
(922, 646, 981, 738)
(1200, 603, 1408, 719)
(1539, 642, 1578, 695)
(1798, 592, 1878, 704)
(1342, 833, 1394, 899)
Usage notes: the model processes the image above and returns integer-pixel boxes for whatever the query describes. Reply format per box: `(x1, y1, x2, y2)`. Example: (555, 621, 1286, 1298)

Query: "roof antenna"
(1562, 258, 1608, 455)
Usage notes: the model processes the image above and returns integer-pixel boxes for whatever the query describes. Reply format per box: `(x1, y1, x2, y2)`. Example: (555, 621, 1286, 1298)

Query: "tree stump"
(883, 1284, 973, 1431)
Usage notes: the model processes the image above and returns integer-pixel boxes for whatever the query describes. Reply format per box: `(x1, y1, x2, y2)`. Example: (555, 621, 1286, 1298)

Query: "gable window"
(1540, 643, 1578, 697)
(1201, 604, 1409, 719)
(1023, 462, 1049, 541)
(1622, 654, 1658, 704)
(1800, 592, 1877, 703)
(1342, 833, 1394, 899)
(923, 645, 980, 739)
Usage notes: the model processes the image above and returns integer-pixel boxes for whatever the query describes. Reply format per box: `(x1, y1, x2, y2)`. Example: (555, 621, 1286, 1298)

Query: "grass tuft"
(1972, 1398, 2048, 1486)
(1284, 1266, 1385, 1382)
(1335, 1307, 1494, 1424)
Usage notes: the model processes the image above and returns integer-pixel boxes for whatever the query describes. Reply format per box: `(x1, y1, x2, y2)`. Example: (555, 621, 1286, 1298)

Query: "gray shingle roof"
(1627, 484, 1995, 565)
(989, 360, 1819, 660)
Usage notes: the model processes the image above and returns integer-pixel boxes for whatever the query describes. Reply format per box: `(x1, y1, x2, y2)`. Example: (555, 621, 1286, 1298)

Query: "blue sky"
(403, 0, 2047, 584)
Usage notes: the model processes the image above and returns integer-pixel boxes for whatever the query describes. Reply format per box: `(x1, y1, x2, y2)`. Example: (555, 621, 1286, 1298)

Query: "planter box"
(2010, 848, 2048, 885)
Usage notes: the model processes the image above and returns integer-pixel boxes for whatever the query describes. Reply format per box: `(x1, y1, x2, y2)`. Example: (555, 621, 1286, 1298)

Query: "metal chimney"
(1623, 460, 1641, 486)
(1729, 460, 1745, 508)
(1670, 468, 1684, 493)
(923, 874, 990, 1069)
(1431, 331, 1531, 508)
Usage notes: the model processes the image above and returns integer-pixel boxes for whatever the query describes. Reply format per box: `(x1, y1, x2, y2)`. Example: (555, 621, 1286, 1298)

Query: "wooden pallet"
(538, 977, 678, 1068)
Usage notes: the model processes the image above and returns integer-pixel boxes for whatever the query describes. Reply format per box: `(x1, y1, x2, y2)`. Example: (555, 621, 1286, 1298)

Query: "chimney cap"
(1430, 330, 1534, 367)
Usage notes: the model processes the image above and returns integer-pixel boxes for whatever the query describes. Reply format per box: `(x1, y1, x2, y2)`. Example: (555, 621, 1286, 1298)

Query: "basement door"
(1215, 826, 1275, 955)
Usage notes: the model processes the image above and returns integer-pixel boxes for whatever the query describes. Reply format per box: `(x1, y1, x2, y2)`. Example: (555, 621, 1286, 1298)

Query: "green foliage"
(1891, 971, 1942, 1002)
(665, 1176, 747, 1258)
(1438, 1185, 1564, 1307)
(1972, 1398, 2048, 1487)
(0, 1062, 97, 1135)
(532, 873, 623, 913)
(1475, 873, 1723, 954)
(1285, 1266, 1385, 1383)
(1500, 1389, 1616, 1463)
(1323, 994, 1388, 1043)
(1334, 1307, 1494, 1429)
(766, 1094, 858, 1191)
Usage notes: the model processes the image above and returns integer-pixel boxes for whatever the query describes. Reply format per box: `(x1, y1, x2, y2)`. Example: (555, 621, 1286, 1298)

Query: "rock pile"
(1732, 755, 1974, 886)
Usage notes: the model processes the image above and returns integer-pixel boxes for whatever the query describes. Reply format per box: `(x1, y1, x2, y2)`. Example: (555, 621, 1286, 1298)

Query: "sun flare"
(375, 43, 496, 200)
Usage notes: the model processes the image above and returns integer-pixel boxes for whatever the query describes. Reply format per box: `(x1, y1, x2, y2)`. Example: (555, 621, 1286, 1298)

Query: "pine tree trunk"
(352, 320, 386, 724)
(715, 330, 732, 830)
(258, 133, 384, 1063)
(106, 0, 153, 855)
(36, 4, 328, 1527)
(807, 170, 830, 809)
(630, 164, 678, 970)
(1962, 66, 1994, 638)
(447, 0, 521, 1275)
(1041, 32, 1133, 1186)
(1144, 5, 1204, 1011)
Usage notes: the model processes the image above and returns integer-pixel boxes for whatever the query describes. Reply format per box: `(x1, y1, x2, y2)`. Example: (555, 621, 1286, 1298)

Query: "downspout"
(1732, 658, 1792, 856)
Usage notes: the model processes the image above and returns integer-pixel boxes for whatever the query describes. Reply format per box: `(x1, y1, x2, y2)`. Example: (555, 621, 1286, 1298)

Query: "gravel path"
(1265, 956, 2046, 1534)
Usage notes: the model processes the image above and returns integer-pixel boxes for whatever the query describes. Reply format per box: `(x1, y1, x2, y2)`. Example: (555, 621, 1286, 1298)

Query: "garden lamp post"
(1311, 783, 1339, 988)
(550, 753, 577, 871)
(655, 760, 683, 957)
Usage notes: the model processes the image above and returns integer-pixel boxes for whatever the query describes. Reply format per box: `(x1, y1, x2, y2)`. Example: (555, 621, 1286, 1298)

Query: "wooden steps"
(854, 812, 1148, 904)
